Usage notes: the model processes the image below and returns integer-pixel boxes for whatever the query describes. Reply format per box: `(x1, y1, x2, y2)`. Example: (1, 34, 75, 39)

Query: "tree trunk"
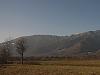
(21, 53, 23, 64)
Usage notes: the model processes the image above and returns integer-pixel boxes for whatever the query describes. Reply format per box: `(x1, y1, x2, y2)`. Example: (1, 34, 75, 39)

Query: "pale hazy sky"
(0, 0, 100, 42)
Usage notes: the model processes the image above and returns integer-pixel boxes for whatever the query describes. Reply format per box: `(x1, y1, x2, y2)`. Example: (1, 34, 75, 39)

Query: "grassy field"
(0, 60, 100, 75)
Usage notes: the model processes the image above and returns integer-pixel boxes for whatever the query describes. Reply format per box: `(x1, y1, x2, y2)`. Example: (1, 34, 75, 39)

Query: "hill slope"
(5, 30, 100, 57)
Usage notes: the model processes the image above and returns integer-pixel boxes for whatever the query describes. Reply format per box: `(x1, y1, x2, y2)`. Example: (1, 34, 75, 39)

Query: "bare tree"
(0, 46, 7, 64)
(15, 38, 26, 64)
(0, 41, 11, 64)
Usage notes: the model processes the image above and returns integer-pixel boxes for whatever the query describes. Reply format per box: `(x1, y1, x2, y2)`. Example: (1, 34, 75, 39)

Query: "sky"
(0, 0, 100, 42)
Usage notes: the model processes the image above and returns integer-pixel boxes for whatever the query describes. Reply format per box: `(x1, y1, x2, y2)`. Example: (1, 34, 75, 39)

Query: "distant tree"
(15, 38, 26, 64)
(0, 46, 7, 64)
(0, 40, 11, 64)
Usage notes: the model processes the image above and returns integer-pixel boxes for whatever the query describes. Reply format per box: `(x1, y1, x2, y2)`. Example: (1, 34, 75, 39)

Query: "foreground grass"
(1, 60, 100, 75)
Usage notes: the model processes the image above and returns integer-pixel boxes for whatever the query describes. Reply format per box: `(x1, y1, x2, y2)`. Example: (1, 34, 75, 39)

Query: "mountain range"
(4, 30, 100, 57)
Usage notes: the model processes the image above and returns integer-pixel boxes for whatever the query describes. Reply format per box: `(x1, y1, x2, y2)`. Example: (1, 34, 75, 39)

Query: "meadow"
(0, 60, 100, 75)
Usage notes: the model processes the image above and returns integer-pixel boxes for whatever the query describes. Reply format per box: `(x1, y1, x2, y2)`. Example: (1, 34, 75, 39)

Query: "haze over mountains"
(6, 30, 100, 57)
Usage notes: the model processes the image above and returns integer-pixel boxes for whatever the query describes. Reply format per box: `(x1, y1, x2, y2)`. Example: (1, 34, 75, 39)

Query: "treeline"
(9, 55, 100, 62)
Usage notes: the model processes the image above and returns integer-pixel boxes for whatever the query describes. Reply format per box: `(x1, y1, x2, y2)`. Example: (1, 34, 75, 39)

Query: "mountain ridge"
(2, 30, 100, 57)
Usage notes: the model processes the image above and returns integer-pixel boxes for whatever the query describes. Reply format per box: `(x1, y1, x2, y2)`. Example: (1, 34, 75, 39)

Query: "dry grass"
(0, 60, 100, 75)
